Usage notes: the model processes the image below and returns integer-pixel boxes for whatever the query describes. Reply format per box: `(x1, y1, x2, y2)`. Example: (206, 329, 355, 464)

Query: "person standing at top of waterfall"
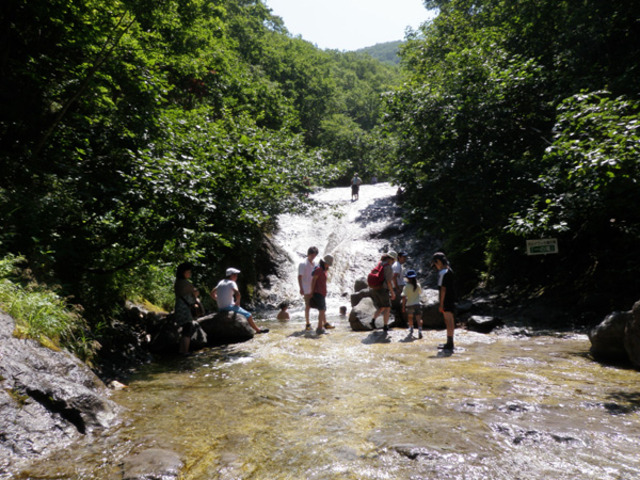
(174, 262, 201, 356)
(350, 173, 362, 201)
(310, 254, 334, 334)
(369, 251, 397, 333)
(402, 269, 423, 339)
(432, 252, 457, 351)
(211, 268, 269, 334)
(298, 246, 318, 330)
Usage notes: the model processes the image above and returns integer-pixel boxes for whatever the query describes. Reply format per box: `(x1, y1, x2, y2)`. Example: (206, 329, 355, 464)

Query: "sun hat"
(226, 267, 241, 277)
(386, 251, 398, 260)
(323, 254, 334, 266)
(405, 269, 417, 278)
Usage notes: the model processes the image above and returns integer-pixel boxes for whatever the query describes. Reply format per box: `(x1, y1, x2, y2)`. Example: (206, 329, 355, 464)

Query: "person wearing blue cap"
(401, 269, 423, 339)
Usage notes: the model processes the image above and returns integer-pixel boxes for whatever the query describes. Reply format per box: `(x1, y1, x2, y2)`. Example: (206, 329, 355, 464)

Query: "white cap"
(226, 267, 241, 277)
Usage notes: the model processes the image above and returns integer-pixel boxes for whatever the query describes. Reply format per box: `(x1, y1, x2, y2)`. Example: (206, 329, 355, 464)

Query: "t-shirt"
(383, 263, 393, 290)
(298, 258, 317, 294)
(437, 268, 457, 306)
(215, 278, 237, 309)
(402, 283, 422, 306)
(312, 266, 328, 296)
(392, 261, 405, 287)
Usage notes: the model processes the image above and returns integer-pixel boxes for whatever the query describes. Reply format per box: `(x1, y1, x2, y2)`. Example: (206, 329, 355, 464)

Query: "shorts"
(370, 287, 390, 309)
(405, 304, 421, 315)
(310, 292, 326, 311)
(443, 303, 457, 314)
(303, 293, 313, 307)
(351, 185, 359, 194)
(180, 320, 198, 337)
(223, 305, 252, 319)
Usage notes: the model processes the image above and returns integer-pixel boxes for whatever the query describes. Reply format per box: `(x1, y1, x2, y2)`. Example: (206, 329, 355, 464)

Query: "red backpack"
(367, 262, 386, 288)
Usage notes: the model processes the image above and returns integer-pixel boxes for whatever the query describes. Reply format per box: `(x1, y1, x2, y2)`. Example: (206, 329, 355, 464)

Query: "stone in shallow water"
(121, 448, 183, 480)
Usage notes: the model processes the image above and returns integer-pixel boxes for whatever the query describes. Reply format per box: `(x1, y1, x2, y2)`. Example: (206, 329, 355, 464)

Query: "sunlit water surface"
(20, 318, 640, 479)
(17, 184, 640, 479)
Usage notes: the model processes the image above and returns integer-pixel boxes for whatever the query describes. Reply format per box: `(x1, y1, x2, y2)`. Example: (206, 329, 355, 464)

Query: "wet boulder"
(350, 288, 371, 307)
(353, 277, 368, 292)
(0, 311, 120, 474)
(349, 298, 377, 331)
(121, 448, 183, 480)
(467, 315, 503, 333)
(199, 310, 255, 345)
(148, 314, 208, 355)
(420, 289, 445, 329)
(588, 311, 630, 361)
(624, 300, 640, 368)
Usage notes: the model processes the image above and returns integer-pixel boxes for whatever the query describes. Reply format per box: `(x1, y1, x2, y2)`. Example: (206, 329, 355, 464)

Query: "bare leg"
(317, 310, 326, 331)
(179, 336, 190, 355)
(247, 315, 262, 333)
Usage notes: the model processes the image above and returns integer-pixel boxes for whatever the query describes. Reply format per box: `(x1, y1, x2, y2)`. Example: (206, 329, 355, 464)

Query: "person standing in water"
(298, 246, 319, 330)
(432, 252, 456, 351)
(211, 268, 269, 334)
(174, 262, 201, 356)
(310, 255, 334, 334)
(369, 251, 397, 333)
(402, 269, 423, 339)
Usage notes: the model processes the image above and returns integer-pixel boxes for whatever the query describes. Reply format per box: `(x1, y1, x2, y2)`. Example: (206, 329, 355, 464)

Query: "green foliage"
(508, 91, 640, 307)
(0, 254, 99, 364)
(0, 0, 400, 326)
(356, 41, 404, 65)
(387, 0, 640, 307)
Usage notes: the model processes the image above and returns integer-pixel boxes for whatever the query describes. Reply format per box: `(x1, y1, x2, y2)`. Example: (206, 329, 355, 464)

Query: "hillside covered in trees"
(1, 0, 639, 358)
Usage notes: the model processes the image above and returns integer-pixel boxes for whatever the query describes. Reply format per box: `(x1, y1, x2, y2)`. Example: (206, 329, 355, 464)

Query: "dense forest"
(1, 0, 639, 359)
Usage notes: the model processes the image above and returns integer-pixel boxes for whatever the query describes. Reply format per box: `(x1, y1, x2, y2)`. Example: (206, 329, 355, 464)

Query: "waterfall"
(265, 182, 406, 317)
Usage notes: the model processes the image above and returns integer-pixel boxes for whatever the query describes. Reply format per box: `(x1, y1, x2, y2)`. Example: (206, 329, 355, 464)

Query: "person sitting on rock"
(211, 268, 268, 334)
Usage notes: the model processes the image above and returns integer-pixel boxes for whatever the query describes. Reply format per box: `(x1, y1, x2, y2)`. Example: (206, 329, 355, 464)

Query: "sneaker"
(418, 331, 423, 339)
(383, 325, 388, 333)
(316, 328, 326, 335)
(438, 343, 454, 351)
(256, 328, 269, 334)
(324, 323, 335, 329)
(305, 324, 312, 331)
(409, 328, 414, 336)
(370, 319, 377, 330)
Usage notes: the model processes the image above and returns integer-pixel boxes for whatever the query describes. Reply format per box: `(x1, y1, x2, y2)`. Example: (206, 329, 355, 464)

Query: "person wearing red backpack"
(368, 251, 397, 333)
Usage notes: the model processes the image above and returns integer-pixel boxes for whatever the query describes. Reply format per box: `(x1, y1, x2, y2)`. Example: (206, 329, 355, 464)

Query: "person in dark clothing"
(431, 252, 456, 351)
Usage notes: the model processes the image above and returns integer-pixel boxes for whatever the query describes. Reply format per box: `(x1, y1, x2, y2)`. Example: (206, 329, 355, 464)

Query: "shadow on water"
(353, 195, 399, 228)
(129, 345, 254, 379)
(361, 331, 391, 344)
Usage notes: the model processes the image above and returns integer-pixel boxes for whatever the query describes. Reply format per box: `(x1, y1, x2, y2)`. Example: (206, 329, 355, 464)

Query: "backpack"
(367, 262, 386, 288)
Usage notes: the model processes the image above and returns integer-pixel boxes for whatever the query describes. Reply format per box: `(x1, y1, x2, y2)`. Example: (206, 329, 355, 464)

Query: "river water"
(17, 184, 640, 480)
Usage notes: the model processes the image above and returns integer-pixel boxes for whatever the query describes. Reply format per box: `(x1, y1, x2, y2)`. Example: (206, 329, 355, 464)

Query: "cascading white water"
(267, 182, 403, 317)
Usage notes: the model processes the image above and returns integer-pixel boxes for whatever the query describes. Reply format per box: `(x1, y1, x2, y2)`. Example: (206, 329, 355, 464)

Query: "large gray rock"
(588, 311, 631, 361)
(624, 300, 640, 368)
(467, 315, 503, 333)
(199, 310, 255, 345)
(420, 289, 445, 329)
(148, 314, 208, 354)
(349, 298, 377, 331)
(0, 311, 120, 474)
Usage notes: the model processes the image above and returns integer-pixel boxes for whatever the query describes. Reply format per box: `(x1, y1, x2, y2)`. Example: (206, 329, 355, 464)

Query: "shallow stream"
(17, 184, 640, 479)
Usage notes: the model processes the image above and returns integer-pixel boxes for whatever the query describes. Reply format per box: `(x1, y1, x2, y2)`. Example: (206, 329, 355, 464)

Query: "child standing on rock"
(401, 269, 423, 339)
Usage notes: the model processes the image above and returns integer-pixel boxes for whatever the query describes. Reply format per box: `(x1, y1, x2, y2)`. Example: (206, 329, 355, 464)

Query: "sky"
(264, 0, 436, 51)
